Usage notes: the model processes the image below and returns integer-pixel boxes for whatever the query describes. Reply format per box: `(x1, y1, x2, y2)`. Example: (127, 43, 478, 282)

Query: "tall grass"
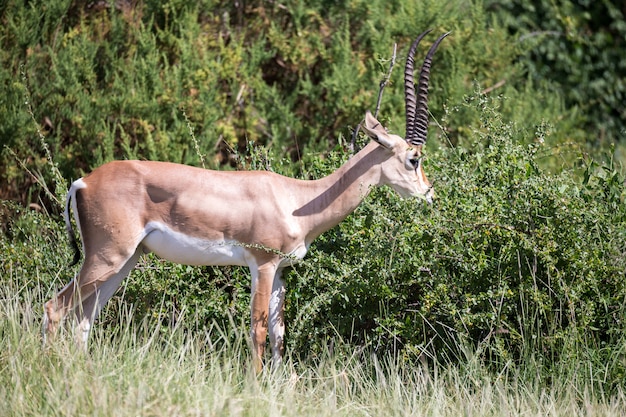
(2, 264, 625, 416)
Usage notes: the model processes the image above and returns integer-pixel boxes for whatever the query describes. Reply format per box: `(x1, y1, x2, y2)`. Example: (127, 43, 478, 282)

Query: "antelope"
(43, 30, 448, 371)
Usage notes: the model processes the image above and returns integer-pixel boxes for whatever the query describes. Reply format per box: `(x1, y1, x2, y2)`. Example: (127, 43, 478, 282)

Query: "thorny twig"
(374, 43, 397, 119)
(350, 43, 397, 154)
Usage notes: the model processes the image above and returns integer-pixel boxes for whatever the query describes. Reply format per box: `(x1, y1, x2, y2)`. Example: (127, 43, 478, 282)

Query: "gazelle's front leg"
(250, 263, 275, 372)
(269, 270, 286, 368)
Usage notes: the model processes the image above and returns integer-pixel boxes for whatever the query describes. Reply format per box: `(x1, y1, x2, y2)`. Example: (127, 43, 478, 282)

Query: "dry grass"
(1, 271, 625, 417)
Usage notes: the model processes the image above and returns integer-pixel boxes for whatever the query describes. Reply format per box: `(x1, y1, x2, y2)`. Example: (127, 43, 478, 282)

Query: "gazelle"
(43, 30, 448, 371)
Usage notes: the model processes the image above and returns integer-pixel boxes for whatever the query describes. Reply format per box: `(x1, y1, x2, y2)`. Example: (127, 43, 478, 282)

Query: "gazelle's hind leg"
(73, 248, 142, 347)
(43, 247, 142, 348)
(43, 278, 77, 343)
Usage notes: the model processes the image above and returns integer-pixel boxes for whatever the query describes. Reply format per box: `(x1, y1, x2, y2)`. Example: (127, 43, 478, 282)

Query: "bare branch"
(481, 79, 506, 95)
(375, 43, 397, 118)
(350, 43, 397, 154)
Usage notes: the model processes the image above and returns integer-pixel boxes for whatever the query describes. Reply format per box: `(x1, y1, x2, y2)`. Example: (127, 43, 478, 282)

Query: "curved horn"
(410, 31, 450, 146)
(404, 29, 433, 144)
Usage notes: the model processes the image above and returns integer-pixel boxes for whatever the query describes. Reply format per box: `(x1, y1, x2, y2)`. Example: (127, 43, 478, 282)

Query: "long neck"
(293, 141, 387, 243)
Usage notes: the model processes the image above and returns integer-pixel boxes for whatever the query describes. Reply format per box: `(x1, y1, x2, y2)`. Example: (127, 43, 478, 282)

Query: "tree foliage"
(488, 0, 626, 144)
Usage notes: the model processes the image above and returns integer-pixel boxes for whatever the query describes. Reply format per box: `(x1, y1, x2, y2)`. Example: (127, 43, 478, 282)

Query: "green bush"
(2, 92, 626, 393)
(1, 0, 591, 209)
(2, 0, 626, 393)
(284, 95, 626, 386)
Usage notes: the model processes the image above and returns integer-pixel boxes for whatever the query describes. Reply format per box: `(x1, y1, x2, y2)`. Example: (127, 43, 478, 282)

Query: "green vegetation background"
(2, 0, 626, 394)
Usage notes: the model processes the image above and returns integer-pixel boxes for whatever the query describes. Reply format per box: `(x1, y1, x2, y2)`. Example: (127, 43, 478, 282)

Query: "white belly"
(142, 222, 249, 266)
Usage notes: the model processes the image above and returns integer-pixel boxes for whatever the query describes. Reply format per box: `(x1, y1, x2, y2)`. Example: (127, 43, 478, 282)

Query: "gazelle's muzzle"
(424, 183, 435, 204)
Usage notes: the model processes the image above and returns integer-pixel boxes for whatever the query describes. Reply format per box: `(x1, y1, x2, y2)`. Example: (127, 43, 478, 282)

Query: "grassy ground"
(2, 262, 626, 417)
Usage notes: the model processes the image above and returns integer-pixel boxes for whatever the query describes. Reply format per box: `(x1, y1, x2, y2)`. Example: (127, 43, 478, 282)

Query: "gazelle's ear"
(360, 111, 394, 149)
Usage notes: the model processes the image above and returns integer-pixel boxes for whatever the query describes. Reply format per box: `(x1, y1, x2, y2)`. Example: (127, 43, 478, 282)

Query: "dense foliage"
(488, 0, 626, 145)
(288, 96, 626, 384)
(1, 0, 626, 395)
(3, 0, 622, 207)
(3, 93, 626, 389)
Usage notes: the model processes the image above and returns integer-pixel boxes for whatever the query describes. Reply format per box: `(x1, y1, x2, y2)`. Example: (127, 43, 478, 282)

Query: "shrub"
(285, 95, 626, 387)
(2, 0, 625, 390)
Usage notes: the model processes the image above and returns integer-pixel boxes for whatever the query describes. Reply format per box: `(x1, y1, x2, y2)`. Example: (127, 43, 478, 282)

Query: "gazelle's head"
(361, 30, 449, 204)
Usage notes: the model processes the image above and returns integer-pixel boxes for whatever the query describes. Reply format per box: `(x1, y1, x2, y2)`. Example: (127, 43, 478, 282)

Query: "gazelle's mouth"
(424, 184, 434, 204)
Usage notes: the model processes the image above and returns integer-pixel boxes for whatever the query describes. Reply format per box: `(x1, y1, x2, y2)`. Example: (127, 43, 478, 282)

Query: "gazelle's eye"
(409, 155, 423, 169)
